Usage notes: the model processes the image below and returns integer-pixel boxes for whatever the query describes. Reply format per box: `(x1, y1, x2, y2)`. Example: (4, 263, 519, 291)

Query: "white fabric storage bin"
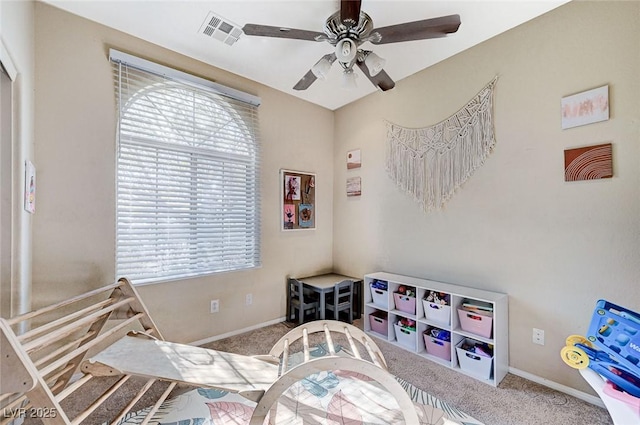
(393, 324, 417, 351)
(423, 300, 451, 325)
(370, 285, 389, 309)
(456, 339, 493, 380)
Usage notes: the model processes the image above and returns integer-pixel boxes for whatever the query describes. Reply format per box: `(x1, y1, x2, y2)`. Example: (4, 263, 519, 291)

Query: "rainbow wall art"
(564, 143, 613, 182)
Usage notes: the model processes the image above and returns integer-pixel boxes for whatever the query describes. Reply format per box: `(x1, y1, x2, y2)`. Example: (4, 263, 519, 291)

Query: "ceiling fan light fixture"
(311, 57, 333, 80)
(335, 38, 357, 63)
(364, 51, 386, 76)
(341, 68, 358, 89)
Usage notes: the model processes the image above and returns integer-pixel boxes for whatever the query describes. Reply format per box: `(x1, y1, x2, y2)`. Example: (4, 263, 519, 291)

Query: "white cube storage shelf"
(364, 271, 509, 386)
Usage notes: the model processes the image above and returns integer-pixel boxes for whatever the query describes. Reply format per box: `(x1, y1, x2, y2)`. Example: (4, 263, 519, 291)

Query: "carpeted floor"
(25, 319, 614, 425)
(202, 320, 614, 425)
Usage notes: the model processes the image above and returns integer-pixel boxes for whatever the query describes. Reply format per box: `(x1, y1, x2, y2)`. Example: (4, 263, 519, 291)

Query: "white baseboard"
(190, 316, 287, 347)
(508, 367, 604, 408)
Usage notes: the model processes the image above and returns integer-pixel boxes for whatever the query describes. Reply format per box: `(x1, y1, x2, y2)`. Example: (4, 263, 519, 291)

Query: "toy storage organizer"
(364, 271, 509, 387)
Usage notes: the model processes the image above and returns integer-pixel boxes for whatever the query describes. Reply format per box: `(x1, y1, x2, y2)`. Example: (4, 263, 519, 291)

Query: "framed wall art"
(347, 149, 361, 169)
(561, 85, 609, 130)
(346, 176, 361, 197)
(24, 160, 36, 213)
(281, 169, 315, 230)
(564, 143, 613, 182)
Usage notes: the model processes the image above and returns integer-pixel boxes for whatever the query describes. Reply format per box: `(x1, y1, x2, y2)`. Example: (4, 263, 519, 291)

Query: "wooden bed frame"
(0, 278, 420, 424)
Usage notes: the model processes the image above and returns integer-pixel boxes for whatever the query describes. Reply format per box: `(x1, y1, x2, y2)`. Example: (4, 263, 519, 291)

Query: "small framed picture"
(346, 176, 361, 197)
(284, 174, 301, 201)
(561, 85, 609, 129)
(347, 149, 361, 169)
(24, 160, 36, 213)
(298, 204, 314, 228)
(280, 169, 315, 230)
(283, 204, 296, 229)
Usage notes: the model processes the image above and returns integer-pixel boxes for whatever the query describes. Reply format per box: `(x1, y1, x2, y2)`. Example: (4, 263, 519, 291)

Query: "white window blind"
(111, 51, 261, 285)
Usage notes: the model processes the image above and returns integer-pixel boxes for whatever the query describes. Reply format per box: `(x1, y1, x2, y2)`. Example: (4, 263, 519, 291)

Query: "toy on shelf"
(396, 285, 416, 298)
(461, 299, 493, 315)
(425, 290, 450, 306)
(398, 317, 416, 331)
(561, 299, 640, 400)
(371, 279, 388, 291)
(426, 326, 451, 342)
(459, 339, 493, 358)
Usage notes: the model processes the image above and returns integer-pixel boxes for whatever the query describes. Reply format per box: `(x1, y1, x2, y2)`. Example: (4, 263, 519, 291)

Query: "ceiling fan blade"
(370, 14, 461, 44)
(243, 23, 326, 41)
(340, 0, 362, 27)
(293, 70, 318, 91)
(356, 61, 395, 91)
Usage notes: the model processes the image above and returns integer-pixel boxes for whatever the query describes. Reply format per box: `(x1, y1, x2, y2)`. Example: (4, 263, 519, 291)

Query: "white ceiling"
(43, 0, 570, 110)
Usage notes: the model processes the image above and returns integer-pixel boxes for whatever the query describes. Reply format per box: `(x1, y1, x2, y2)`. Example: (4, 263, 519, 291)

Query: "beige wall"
(32, 2, 334, 343)
(26, 0, 640, 397)
(0, 0, 35, 319)
(333, 1, 640, 395)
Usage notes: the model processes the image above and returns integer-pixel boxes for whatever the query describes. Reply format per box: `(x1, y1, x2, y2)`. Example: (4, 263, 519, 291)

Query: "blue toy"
(561, 300, 640, 398)
(370, 279, 388, 291)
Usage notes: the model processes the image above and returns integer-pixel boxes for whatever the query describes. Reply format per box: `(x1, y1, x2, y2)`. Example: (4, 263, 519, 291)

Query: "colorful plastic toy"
(398, 317, 416, 331)
(561, 300, 640, 399)
(396, 285, 415, 298)
(370, 279, 388, 291)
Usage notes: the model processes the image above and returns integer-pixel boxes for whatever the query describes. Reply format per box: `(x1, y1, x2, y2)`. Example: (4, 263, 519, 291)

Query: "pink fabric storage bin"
(457, 308, 493, 338)
(423, 300, 451, 325)
(369, 312, 388, 337)
(424, 334, 451, 361)
(393, 324, 417, 351)
(394, 293, 416, 314)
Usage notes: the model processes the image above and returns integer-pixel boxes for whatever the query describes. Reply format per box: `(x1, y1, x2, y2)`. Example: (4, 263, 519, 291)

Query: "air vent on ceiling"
(199, 12, 243, 46)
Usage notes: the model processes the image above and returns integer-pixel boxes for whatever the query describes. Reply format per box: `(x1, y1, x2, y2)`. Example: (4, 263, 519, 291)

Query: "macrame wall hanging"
(386, 77, 498, 212)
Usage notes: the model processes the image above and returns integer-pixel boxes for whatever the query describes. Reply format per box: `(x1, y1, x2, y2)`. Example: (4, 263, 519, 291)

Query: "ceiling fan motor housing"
(325, 10, 375, 69)
(323, 11, 374, 46)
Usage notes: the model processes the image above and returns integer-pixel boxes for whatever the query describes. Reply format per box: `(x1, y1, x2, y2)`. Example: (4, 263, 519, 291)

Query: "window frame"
(111, 50, 262, 285)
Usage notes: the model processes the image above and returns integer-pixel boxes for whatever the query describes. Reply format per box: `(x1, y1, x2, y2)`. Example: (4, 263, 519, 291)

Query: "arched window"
(112, 52, 261, 284)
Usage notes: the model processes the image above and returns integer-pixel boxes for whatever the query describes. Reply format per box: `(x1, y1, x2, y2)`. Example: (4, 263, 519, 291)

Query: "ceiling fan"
(242, 0, 461, 91)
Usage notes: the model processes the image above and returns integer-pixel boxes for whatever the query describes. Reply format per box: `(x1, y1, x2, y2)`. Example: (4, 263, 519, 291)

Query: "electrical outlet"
(533, 328, 544, 345)
(245, 293, 253, 306)
(210, 299, 219, 313)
